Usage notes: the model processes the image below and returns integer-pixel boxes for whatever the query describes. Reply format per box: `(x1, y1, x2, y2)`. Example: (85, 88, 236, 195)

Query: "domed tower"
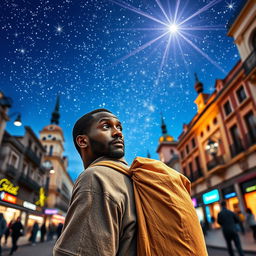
(156, 115, 180, 171)
(39, 97, 73, 218)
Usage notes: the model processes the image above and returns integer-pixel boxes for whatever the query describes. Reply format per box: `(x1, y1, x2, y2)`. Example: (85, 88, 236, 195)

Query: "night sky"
(1, 0, 243, 180)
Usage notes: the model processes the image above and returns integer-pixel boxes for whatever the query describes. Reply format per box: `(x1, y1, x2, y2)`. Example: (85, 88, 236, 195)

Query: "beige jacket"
(53, 157, 137, 256)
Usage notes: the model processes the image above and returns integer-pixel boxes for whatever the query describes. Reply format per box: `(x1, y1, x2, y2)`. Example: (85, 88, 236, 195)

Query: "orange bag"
(91, 157, 208, 256)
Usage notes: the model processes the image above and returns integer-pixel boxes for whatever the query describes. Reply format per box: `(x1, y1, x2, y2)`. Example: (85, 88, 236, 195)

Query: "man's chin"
(108, 149, 124, 159)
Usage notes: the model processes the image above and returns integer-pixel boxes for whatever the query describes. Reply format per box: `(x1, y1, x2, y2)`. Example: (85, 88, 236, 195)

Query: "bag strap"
(90, 161, 131, 177)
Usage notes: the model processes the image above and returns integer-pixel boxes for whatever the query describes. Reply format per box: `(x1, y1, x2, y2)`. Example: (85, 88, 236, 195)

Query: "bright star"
(226, 1, 235, 10)
(56, 25, 63, 33)
(168, 24, 179, 34)
(20, 49, 25, 54)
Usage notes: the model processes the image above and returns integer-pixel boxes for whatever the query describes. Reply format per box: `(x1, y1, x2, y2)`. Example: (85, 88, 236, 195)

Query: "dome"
(159, 134, 174, 143)
(41, 124, 63, 135)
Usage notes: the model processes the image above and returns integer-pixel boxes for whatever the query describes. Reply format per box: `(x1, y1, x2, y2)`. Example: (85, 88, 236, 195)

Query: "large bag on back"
(91, 157, 208, 256)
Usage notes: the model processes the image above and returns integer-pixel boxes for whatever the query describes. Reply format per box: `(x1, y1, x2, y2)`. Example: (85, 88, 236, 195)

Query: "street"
(1, 241, 255, 256)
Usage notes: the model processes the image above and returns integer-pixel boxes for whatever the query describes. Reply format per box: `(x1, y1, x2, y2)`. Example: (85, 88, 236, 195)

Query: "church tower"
(156, 114, 180, 171)
(39, 97, 73, 218)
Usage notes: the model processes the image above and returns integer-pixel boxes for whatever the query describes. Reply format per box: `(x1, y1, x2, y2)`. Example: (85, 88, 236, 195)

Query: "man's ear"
(76, 135, 89, 149)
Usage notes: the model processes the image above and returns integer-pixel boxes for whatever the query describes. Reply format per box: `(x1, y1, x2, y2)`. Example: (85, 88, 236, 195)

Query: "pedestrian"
(245, 208, 256, 241)
(29, 221, 39, 245)
(40, 222, 47, 242)
(4, 220, 13, 245)
(53, 109, 207, 256)
(0, 213, 7, 256)
(9, 217, 23, 255)
(217, 201, 244, 256)
(56, 223, 63, 240)
(47, 223, 55, 241)
(236, 211, 245, 235)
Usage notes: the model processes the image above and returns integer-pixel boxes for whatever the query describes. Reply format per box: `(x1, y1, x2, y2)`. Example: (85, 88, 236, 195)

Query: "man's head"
(221, 201, 227, 208)
(73, 109, 125, 166)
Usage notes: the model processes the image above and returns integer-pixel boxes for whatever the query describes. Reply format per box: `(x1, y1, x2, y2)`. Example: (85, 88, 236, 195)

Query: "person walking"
(56, 223, 63, 240)
(4, 220, 13, 245)
(246, 208, 256, 241)
(0, 213, 7, 256)
(9, 217, 23, 255)
(217, 201, 244, 256)
(40, 223, 47, 242)
(29, 221, 39, 245)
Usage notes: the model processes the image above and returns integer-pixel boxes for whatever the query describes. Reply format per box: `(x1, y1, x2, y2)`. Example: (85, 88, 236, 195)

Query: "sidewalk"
(205, 228, 256, 253)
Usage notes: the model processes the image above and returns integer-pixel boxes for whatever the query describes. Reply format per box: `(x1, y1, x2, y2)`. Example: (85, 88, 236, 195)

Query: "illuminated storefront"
(202, 189, 220, 228)
(241, 179, 256, 216)
(221, 185, 240, 213)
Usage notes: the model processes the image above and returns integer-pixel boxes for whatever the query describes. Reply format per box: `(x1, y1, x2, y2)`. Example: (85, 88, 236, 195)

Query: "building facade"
(176, 0, 256, 226)
(39, 97, 73, 224)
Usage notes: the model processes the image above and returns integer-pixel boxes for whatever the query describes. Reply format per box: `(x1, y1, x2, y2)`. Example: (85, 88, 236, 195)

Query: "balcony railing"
(19, 173, 40, 191)
(6, 164, 18, 178)
(243, 49, 256, 75)
(190, 168, 204, 182)
(207, 156, 225, 171)
(25, 147, 41, 166)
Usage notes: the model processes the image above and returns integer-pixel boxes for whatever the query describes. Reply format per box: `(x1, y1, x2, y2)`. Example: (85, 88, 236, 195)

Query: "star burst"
(110, 0, 227, 84)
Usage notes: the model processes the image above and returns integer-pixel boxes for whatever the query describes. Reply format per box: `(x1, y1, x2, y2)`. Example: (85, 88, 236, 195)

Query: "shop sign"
(52, 214, 65, 222)
(0, 178, 19, 195)
(245, 185, 256, 193)
(202, 189, 219, 205)
(224, 192, 237, 199)
(191, 198, 197, 208)
(23, 201, 36, 210)
(35, 187, 46, 207)
(0, 192, 17, 204)
(44, 208, 58, 215)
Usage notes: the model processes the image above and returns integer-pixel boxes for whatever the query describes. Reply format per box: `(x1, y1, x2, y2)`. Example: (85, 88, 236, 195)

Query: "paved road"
(1, 241, 255, 256)
(2, 240, 54, 256)
(207, 246, 255, 256)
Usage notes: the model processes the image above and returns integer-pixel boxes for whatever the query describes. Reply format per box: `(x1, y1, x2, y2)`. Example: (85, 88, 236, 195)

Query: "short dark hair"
(221, 201, 227, 207)
(72, 109, 112, 155)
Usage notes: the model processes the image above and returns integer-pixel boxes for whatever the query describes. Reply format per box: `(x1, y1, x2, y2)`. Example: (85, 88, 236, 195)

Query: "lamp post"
(205, 139, 219, 165)
(10, 112, 22, 126)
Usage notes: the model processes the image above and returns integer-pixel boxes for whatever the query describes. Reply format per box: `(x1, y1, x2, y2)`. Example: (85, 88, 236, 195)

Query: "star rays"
(110, 0, 227, 84)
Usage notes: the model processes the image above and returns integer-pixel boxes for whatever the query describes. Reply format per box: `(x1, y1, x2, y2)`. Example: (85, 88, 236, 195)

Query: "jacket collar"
(88, 156, 128, 168)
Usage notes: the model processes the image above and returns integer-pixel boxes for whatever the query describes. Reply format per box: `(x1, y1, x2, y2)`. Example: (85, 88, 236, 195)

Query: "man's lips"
(111, 140, 124, 146)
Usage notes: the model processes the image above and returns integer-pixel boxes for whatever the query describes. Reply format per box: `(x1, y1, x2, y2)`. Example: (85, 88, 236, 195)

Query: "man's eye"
(102, 124, 110, 129)
(117, 125, 122, 131)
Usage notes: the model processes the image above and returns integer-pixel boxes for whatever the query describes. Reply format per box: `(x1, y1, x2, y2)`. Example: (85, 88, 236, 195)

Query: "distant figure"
(217, 201, 244, 256)
(246, 208, 256, 241)
(236, 211, 245, 235)
(0, 213, 7, 256)
(210, 216, 215, 229)
(47, 223, 55, 241)
(40, 223, 47, 242)
(29, 222, 39, 245)
(9, 217, 23, 255)
(4, 220, 13, 245)
(56, 223, 63, 239)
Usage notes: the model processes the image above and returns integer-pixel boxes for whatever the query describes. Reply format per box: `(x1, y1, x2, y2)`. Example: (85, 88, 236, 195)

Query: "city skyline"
(1, 0, 243, 180)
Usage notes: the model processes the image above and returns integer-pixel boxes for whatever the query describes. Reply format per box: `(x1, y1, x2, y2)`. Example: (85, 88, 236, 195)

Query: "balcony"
(19, 173, 40, 191)
(229, 139, 244, 157)
(207, 156, 225, 171)
(25, 147, 41, 166)
(190, 169, 204, 182)
(6, 164, 18, 178)
(243, 49, 256, 75)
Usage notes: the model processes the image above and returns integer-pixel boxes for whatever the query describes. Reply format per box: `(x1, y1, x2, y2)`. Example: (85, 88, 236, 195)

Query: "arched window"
(49, 145, 53, 156)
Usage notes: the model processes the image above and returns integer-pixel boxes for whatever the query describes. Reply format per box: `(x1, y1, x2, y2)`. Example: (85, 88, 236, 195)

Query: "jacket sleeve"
(53, 173, 122, 256)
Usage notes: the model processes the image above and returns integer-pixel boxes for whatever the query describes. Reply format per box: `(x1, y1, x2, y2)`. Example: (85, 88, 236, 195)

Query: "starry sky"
(1, 0, 244, 180)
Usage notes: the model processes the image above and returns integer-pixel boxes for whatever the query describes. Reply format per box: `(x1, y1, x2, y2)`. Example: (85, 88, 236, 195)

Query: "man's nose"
(112, 127, 123, 138)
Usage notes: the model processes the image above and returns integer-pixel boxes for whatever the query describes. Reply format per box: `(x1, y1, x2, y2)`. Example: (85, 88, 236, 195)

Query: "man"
(0, 213, 6, 256)
(53, 109, 137, 256)
(217, 201, 244, 256)
(9, 217, 23, 255)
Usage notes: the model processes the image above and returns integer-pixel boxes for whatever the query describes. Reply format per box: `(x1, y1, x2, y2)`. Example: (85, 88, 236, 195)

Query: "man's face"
(87, 112, 125, 159)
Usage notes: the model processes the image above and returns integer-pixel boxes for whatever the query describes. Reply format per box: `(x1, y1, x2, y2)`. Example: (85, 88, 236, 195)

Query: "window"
(186, 145, 189, 154)
(195, 156, 203, 178)
(189, 162, 193, 181)
(224, 101, 232, 116)
(200, 131, 204, 138)
(207, 125, 210, 131)
(22, 162, 28, 175)
(213, 117, 218, 125)
(244, 111, 256, 144)
(28, 139, 32, 149)
(9, 152, 18, 167)
(181, 151, 184, 159)
(170, 149, 174, 155)
(236, 86, 247, 103)
(42, 137, 46, 141)
(49, 145, 53, 156)
(191, 138, 196, 148)
(230, 125, 243, 156)
(48, 134, 52, 138)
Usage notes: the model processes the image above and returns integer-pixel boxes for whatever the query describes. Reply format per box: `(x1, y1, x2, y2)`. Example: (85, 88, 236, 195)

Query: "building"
(39, 96, 73, 224)
(0, 126, 48, 232)
(156, 116, 181, 172)
(175, 0, 256, 226)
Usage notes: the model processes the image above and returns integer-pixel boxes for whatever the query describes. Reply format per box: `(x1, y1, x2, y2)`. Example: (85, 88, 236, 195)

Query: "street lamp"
(12, 113, 22, 126)
(205, 139, 219, 156)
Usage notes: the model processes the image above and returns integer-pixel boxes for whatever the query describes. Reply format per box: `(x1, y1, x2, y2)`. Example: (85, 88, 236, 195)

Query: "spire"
(194, 73, 204, 94)
(161, 113, 167, 135)
(51, 96, 60, 125)
(147, 150, 151, 159)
